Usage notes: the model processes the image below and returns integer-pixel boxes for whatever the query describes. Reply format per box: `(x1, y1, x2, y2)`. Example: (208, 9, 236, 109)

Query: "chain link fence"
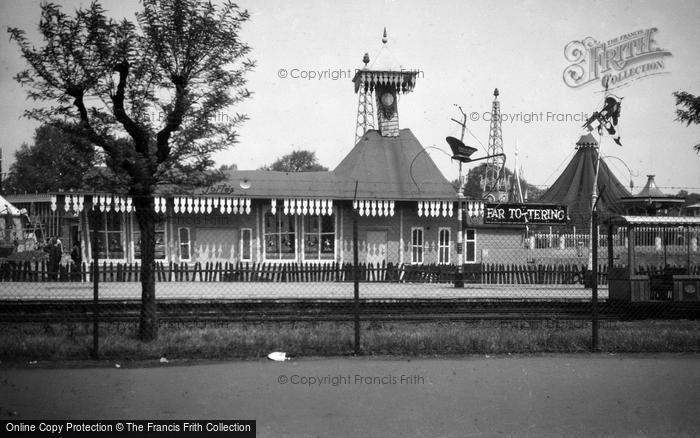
(1, 204, 699, 359)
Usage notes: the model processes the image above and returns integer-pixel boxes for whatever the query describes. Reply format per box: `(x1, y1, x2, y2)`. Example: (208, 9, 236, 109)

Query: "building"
(5, 32, 463, 267)
(620, 174, 685, 216)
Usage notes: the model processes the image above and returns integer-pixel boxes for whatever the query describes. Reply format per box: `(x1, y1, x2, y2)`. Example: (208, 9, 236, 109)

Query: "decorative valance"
(273, 198, 334, 216)
(417, 201, 453, 218)
(466, 201, 485, 218)
(353, 199, 395, 217)
(353, 70, 417, 94)
(51, 194, 133, 213)
(54, 194, 86, 213)
(173, 197, 250, 215)
(49, 194, 255, 215)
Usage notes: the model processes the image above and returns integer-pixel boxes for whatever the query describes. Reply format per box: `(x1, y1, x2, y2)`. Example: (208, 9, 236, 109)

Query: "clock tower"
(353, 29, 419, 141)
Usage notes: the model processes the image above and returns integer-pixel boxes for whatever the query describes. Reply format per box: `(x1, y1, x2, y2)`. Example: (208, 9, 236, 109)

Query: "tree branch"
(155, 74, 188, 164)
(111, 60, 149, 155)
(66, 85, 113, 155)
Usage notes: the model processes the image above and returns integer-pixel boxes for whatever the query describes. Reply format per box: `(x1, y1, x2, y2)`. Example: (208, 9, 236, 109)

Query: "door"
(365, 231, 387, 264)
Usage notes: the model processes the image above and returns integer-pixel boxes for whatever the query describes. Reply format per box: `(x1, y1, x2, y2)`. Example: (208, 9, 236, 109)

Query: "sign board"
(483, 203, 568, 225)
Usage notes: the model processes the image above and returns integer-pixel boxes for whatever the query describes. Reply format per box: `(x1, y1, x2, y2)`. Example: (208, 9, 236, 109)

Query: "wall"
(474, 228, 527, 264)
(168, 209, 258, 264)
(338, 202, 458, 265)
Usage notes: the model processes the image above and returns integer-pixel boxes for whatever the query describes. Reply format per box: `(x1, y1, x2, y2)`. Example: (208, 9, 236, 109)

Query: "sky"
(1, 0, 699, 194)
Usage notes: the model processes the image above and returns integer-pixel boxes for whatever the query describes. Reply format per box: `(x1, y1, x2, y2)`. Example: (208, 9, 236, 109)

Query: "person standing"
(70, 240, 82, 280)
(48, 237, 61, 280)
(46, 236, 61, 281)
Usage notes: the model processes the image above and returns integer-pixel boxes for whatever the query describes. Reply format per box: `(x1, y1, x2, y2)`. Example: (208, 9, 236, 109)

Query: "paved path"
(0, 355, 697, 437)
(1, 281, 607, 300)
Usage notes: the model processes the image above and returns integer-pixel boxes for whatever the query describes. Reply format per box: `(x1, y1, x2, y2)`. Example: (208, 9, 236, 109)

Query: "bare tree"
(9, 0, 255, 340)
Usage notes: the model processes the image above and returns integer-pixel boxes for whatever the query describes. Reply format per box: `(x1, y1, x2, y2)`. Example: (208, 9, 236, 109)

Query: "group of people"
(43, 237, 82, 278)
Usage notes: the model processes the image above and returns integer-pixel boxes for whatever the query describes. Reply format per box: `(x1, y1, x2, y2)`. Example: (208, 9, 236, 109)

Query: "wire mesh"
(1, 206, 699, 358)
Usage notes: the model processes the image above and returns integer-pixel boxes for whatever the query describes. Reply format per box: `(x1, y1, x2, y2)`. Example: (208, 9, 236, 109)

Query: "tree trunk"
(135, 194, 158, 341)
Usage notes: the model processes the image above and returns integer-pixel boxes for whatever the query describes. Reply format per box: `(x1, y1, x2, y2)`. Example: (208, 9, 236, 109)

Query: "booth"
(1, 194, 23, 257)
(606, 216, 700, 302)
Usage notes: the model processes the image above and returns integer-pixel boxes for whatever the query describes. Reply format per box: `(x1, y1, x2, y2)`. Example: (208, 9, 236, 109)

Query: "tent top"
(538, 134, 631, 226)
(0, 194, 21, 216)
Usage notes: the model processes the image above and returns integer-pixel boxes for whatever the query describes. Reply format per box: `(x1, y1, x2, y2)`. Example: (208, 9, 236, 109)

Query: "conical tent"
(1, 194, 22, 246)
(539, 134, 631, 227)
(0, 194, 21, 216)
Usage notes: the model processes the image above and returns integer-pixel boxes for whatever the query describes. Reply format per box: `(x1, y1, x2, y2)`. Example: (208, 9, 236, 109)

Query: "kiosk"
(606, 216, 700, 302)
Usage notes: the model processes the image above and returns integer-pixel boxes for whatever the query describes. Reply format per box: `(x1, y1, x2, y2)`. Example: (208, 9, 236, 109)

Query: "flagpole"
(514, 137, 524, 203)
(588, 86, 608, 271)
(589, 130, 603, 270)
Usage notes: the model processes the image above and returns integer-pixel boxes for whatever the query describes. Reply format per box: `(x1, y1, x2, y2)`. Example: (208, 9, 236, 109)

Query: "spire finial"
(362, 52, 370, 67)
(382, 27, 388, 44)
(493, 88, 499, 98)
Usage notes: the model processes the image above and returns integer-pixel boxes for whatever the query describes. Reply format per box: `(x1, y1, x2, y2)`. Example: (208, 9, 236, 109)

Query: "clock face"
(380, 92, 395, 107)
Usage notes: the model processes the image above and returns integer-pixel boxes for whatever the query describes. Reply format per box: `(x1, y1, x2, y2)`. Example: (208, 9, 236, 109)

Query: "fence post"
(591, 209, 599, 352)
(90, 207, 100, 360)
(353, 208, 360, 355)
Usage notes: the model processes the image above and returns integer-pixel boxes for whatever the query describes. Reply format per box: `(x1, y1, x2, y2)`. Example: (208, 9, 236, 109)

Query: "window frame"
(263, 208, 298, 262)
(438, 227, 451, 265)
(240, 228, 253, 262)
(132, 218, 167, 262)
(465, 228, 477, 263)
(411, 227, 424, 265)
(178, 227, 192, 262)
(302, 213, 336, 262)
(89, 210, 126, 261)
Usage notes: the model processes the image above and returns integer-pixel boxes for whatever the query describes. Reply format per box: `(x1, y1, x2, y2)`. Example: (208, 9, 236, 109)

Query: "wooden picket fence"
(478, 263, 600, 285)
(0, 259, 654, 285)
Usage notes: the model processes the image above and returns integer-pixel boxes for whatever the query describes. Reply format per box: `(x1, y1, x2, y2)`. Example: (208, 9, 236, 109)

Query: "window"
(241, 228, 252, 261)
(465, 228, 476, 263)
(133, 221, 166, 260)
(90, 211, 124, 260)
(178, 227, 191, 261)
(411, 227, 424, 264)
(303, 215, 335, 261)
(264, 210, 296, 260)
(438, 228, 451, 264)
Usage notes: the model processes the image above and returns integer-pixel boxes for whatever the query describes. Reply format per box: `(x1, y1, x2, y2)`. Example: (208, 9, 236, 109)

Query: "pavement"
(1, 354, 698, 437)
(1, 281, 607, 300)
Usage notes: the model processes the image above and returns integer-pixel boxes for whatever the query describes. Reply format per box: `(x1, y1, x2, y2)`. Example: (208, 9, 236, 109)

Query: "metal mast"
(481, 88, 508, 201)
(354, 53, 375, 144)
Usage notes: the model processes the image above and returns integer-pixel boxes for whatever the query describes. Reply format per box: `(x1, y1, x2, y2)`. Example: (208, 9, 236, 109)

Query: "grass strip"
(0, 320, 698, 361)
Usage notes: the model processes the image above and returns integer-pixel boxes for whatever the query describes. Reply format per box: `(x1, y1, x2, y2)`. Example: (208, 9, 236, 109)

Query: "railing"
(530, 227, 699, 249)
(2, 259, 669, 285)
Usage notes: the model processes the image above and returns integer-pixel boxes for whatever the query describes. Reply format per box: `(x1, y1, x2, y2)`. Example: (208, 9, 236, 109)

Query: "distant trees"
(677, 190, 700, 207)
(218, 163, 238, 173)
(4, 123, 131, 193)
(260, 150, 328, 172)
(672, 91, 700, 153)
(5, 123, 96, 193)
(454, 163, 545, 201)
